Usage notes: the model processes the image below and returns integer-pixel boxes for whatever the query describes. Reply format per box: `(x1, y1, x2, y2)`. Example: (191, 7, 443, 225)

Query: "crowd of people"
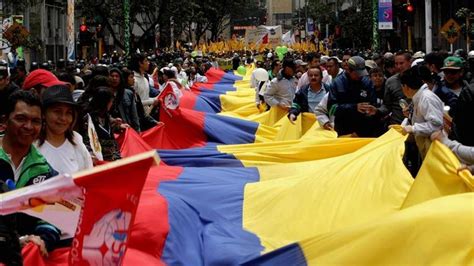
(249, 48, 474, 175)
(0, 46, 473, 263)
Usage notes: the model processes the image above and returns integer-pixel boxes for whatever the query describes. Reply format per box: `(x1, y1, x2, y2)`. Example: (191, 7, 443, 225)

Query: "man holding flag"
(0, 91, 60, 263)
(264, 58, 298, 111)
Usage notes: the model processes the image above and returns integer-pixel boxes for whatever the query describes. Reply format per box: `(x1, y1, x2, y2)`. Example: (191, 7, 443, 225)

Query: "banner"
(66, 0, 75, 60)
(378, 0, 393, 30)
(87, 114, 103, 161)
(306, 18, 315, 35)
(245, 25, 282, 47)
(281, 30, 295, 45)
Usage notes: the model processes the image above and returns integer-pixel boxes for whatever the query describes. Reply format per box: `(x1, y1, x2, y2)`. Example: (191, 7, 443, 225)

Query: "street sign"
(440, 19, 461, 44)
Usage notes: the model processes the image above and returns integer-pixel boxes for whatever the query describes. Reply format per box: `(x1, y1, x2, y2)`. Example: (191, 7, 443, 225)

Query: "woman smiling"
(36, 85, 93, 174)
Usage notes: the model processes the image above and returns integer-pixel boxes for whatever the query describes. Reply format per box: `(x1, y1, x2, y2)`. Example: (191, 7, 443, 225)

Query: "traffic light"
(80, 24, 87, 32)
(403, 0, 415, 26)
(79, 24, 92, 46)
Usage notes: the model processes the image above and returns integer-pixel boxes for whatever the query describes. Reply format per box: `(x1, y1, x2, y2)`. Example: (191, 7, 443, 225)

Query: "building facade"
(383, 0, 473, 52)
(267, 0, 307, 30)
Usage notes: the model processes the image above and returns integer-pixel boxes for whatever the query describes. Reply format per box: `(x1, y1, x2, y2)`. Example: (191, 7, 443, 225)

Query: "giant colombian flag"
(10, 66, 474, 265)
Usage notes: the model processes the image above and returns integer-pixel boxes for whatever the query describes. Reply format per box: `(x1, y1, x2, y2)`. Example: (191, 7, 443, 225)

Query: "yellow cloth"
(205, 71, 474, 264)
(402, 140, 474, 208)
(300, 193, 474, 265)
(243, 130, 413, 251)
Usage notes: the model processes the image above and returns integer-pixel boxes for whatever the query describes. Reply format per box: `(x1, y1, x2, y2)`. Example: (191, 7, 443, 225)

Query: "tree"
(456, 7, 474, 48)
(306, 0, 373, 49)
(337, 2, 373, 49)
(4, 0, 265, 51)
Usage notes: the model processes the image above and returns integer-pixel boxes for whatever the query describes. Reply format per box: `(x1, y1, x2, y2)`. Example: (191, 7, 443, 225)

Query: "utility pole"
(425, 0, 432, 53)
(267, 0, 273, 26)
(407, 26, 412, 51)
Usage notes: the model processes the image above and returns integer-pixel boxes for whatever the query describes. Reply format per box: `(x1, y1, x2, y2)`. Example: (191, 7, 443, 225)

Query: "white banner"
(245, 25, 282, 47)
(0, 174, 82, 237)
(67, 0, 75, 60)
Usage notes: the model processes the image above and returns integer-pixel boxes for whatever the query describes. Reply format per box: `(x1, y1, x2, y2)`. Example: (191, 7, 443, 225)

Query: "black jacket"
(377, 74, 407, 125)
(452, 84, 474, 146)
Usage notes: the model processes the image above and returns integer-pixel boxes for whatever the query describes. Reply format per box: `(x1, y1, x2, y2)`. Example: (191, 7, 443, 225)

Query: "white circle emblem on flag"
(164, 93, 179, 110)
(82, 209, 132, 264)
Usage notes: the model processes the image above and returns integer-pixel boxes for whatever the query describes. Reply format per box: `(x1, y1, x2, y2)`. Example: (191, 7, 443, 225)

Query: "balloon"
(275, 46, 283, 54)
(276, 52, 284, 61)
(237, 65, 247, 75)
(253, 68, 269, 82)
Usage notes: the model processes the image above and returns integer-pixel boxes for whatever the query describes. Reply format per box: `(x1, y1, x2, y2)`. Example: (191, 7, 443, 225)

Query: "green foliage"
(77, 0, 263, 48)
(306, 0, 374, 49)
(456, 7, 474, 40)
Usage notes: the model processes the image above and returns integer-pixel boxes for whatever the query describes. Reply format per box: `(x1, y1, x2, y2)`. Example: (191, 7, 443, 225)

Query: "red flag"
(11, 151, 159, 265)
(69, 151, 159, 265)
(262, 33, 269, 44)
(158, 82, 181, 118)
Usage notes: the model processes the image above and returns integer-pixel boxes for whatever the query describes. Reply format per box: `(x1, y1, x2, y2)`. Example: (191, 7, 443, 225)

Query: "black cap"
(57, 58, 65, 68)
(40, 62, 51, 70)
(0, 60, 9, 79)
(282, 58, 296, 69)
(30, 62, 39, 70)
(41, 85, 76, 108)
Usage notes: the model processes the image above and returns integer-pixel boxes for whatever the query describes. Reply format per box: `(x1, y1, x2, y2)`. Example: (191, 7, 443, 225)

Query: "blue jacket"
(433, 83, 458, 117)
(327, 73, 377, 116)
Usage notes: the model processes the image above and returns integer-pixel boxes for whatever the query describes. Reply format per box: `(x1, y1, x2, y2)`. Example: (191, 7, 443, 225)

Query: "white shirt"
(134, 71, 155, 106)
(4, 154, 26, 183)
(36, 132, 93, 175)
(411, 84, 444, 136)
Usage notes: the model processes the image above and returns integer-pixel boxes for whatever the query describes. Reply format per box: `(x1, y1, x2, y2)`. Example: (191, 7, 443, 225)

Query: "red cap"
(22, 69, 67, 90)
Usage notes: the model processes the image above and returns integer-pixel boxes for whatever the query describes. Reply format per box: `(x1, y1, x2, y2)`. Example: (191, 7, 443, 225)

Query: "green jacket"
(0, 145, 61, 251)
(0, 145, 57, 188)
